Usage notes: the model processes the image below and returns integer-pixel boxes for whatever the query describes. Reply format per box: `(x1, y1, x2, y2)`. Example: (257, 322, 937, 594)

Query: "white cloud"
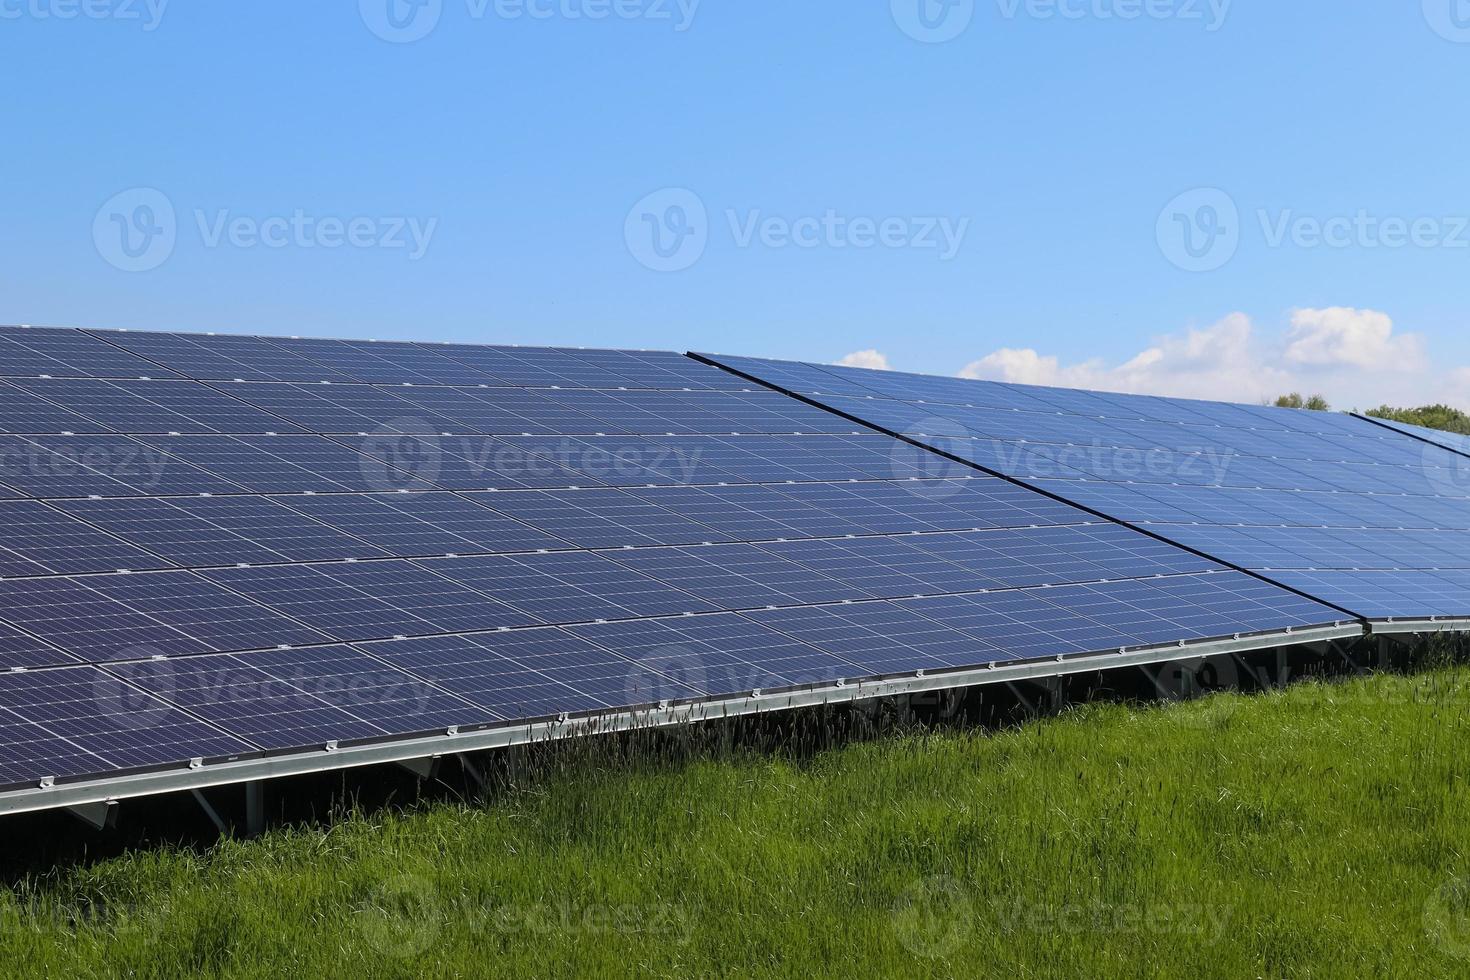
(1284, 307, 1425, 371)
(836, 349, 891, 371)
(960, 309, 1469, 411)
(962, 313, 1291, 402)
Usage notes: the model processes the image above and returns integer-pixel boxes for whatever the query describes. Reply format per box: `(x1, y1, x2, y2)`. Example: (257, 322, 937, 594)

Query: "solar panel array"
(0, 327, 1350, 794)
(1359, 413, 1470, 465)
(698, 354, 1470, 622)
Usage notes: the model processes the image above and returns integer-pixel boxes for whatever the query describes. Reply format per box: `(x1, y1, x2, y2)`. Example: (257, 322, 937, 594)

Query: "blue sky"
(4, 2, 1468, 407)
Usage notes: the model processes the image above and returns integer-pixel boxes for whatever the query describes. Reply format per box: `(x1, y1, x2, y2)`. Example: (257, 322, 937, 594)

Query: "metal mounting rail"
(1369, 618, 1470, 635)
(0, 623, 1362, 818)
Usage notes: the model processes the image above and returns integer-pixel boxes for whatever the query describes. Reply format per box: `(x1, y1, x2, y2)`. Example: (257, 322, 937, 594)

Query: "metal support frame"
(244, 781, 265, 837)
(190, 789, 229, 835)
(395, 756, 442, 781)
(1370, 618, 1470, 636)
(0, 624, 1362, 821)
(64, 801, 117, 831)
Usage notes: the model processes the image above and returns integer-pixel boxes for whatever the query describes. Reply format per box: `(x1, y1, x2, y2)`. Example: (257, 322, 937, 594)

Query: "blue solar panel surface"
(0, 328, 1351, 790)
(699, 353, 1470, 621)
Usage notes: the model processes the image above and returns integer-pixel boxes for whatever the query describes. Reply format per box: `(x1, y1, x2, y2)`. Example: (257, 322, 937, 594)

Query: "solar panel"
(700, 352, 1470, 621)
(0, 381, 111, 434)
(0, 664, 263, 785)
(0, 326, 185, 381)
(0, 500, 172, 574)
(1359, 414, 1470, 465)
(278, 492, 568, 557)
(357, 630, 646, 718)
(0, 328, 1359, 806)
(109, 655, 388, 751)
(3, 434, 246, 498)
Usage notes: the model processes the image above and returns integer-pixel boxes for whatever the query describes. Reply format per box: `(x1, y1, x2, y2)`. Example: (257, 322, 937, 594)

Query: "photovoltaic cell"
(1362, 414, 1470, 462)
(0, 326, 185, 381)
(0, 577, 210, 661)
(358, 631, 642, 718)
(0, 381, 110, 434)
(79, 571, 332, 653)
(0, 500, 172, 574)
(0, 666, 251, 777)
(566, 613, 860, 694)
(8, 435, 246, 497)
(227, 645, 498, 734)
(278, 492, 566, 557)
(110, 655, 385, 751)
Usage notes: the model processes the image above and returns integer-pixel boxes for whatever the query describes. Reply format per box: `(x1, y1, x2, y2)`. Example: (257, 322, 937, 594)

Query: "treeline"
(1271, 393, 1470, 436)
(1364, 404, 1470, 435)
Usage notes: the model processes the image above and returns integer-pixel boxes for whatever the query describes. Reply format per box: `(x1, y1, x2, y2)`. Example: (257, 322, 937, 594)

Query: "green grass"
(5, 667, 1470, 978)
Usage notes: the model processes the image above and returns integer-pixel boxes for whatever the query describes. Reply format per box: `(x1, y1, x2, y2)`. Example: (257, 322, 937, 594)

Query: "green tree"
(1365, 404, 1470, 435)
(1273, 393, 1331, 411)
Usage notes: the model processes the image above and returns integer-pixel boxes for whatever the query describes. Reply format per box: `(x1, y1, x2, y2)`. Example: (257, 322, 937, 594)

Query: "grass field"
(3, 660, 1470, 978)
